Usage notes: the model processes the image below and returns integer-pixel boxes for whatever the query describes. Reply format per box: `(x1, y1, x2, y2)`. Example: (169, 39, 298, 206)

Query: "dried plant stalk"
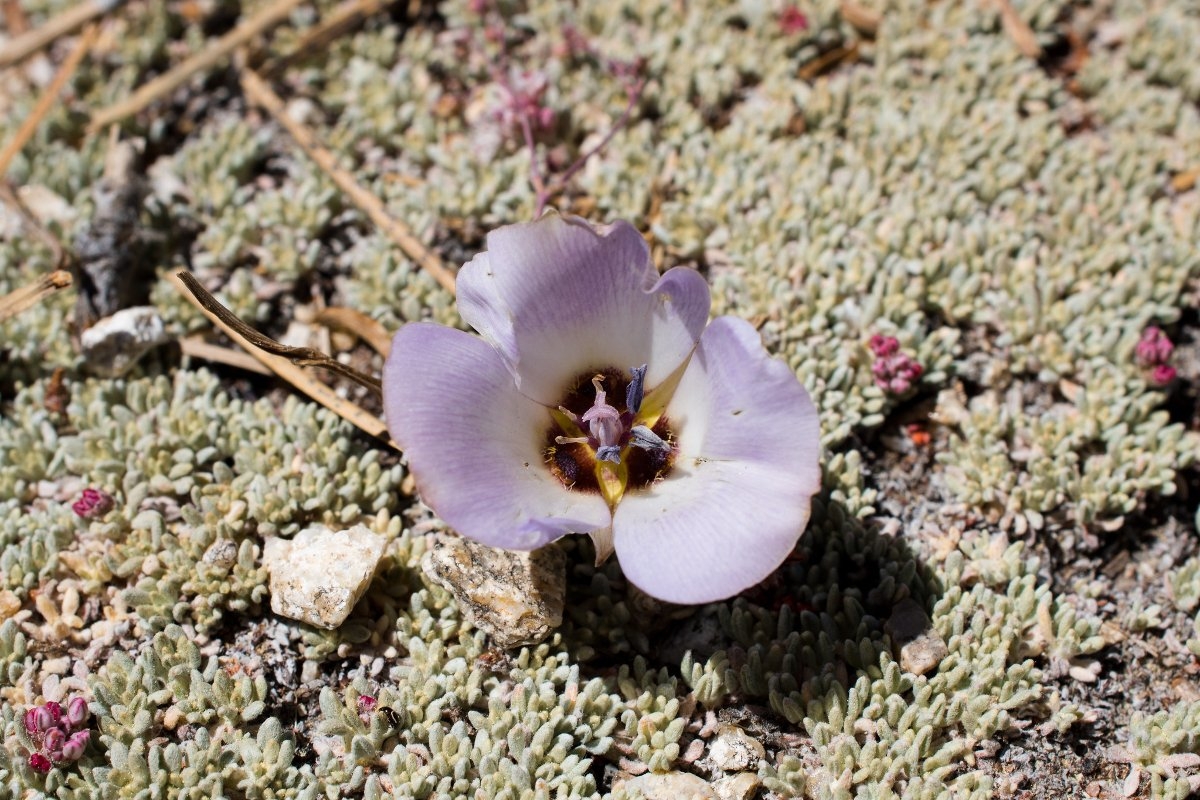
(240, 67, 458, 294)
(0, 270, 73, 322)
(170, 271, 395, 447)
(88, 0, 305, 131)
(0, 25, 98, 177)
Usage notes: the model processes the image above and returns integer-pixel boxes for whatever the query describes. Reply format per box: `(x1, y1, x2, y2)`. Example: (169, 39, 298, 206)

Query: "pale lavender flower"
(382, 215, 820, 604)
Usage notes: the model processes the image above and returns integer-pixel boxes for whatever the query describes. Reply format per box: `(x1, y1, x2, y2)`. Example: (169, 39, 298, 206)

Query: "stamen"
(596, 445, 622, 464)
(556, 405, 580, 425)
(555, 435, 589, 445)
(629, 424, 671, 452)
(626, 364, 647, 415)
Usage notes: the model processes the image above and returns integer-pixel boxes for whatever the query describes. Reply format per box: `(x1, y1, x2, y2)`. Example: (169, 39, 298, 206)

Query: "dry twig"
(240, 67, 457, 294)
(0, 0, 118, 69)
(170, 271, 394, 446)
(314, 307, 393, 358)
(179, 336, 273, 376)
(0, 24, 98, 177)
(88, 0, 305, 131)
(0, 270, 72, 322)
(261, 0, 391, 77)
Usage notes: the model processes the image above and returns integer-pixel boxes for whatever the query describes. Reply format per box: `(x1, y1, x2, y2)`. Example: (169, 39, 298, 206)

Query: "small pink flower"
(66, 697, 89, 728)
(28, 752, 51, 774)
(1135, 326, 1174, 366)
(356, 695, 377, 719)
(1151, 364, 1177, 385)
(869, 336, 923, 395)
(72, 489, 113, 519)
(868, 334, 899, 357)
(779, 4, 809, 34)
(61, 731, 90, 762)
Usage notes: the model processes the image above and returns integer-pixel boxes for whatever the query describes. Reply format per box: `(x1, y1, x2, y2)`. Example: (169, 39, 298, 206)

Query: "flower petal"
(383, 322, 611, 549)
(457, 214, 711, 405)
(613, 317, 820, 604)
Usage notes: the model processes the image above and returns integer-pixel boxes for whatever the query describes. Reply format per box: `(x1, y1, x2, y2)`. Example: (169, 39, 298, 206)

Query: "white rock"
(713, 773, 761, 800)
(708, 726, 765, 772)
(622, 772, 716, 800)
(80, 306, 170, 378)
(263, 524, 385, 629)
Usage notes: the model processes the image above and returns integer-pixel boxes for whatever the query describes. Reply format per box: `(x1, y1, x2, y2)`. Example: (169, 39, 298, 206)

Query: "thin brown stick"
(261, 0, 390, 77)
(0, 270, 72, 322)
(0, 0, 116, 69)
(175, 271, 381, 393)
(314, 307, 393, 358)
(994, 0, 1042, 60)
(170, 271, 395, 446)
(87, 0, 305, 132)
(0, 24, 98, 177)
(240, 67, 457, 294)
(179, 336, 274, 376)
(0, 183, 68, 267)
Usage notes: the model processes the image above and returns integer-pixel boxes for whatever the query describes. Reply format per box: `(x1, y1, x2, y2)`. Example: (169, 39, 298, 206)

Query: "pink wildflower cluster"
(23, 698, 90, 774)
(779, 5, 809, 34)
(1134, 326, 1176, 386)
(356, 694, 377, 723)
(868, 335, 924, 395)
(71, 488, 113, 519)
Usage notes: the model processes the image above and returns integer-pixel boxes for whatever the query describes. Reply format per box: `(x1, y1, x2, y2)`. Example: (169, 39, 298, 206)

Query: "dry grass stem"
(0, 270, 72, 322)
(314, 307, 393, 358)
(239, 67, 457, 295)
(179, 336, 274, 376)
(170, 271, 394, 446)
(0, 0, 118, 68)
(0, 24, 98, 177)
(87, 0, 305, 132)
(261, 0, 391, 77)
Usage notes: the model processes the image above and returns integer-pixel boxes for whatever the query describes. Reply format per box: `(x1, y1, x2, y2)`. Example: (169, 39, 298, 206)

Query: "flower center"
(544, 364, 676, 506)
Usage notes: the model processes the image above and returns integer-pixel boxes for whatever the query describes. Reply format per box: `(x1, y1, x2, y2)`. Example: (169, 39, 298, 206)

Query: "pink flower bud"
(62, 730, 90, 762)
(28, 752, 51, 774)
(779, 5, 809, 34)
(868, 334, 899, 357)
(66, 697, 89, 728)
(356, 695, 377, 714)
(1135, 326, 1174, 366)
(43, 728, 65, 759)
(72, 489, 114, 519)
(1151, 364, 1177, 385)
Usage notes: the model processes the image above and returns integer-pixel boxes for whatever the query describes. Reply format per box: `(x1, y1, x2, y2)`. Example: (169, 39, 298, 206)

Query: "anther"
(626, 364, 647, 415)
(629, 424, 671, 452)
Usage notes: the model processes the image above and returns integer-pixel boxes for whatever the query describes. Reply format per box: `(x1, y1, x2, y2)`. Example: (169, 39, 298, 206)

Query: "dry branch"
(0, 25, 98, 177)
(88, 0, 305, 131)
(0, 0, 118, 68)
(170, 271, 394, 446)
(0, 270, 72, 322)
(240, 67, 457, 294)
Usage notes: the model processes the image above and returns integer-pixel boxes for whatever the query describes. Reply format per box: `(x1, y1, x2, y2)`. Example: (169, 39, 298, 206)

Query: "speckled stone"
(708, 725, 765, 772)
(422, 535, 565, 648)
(886, 597, 949, 676)
(263, 524, 385, 630)
(622, 771, 717, 800)
(712, 772, 761, 800)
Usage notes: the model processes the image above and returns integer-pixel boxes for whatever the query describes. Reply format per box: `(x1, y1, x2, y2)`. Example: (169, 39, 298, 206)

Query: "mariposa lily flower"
(383, 214, 820, 604)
